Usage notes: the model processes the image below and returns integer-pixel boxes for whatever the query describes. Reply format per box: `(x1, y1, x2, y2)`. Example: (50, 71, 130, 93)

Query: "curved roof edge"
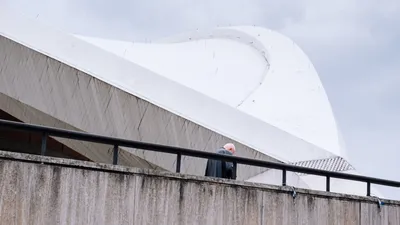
(157, 26, 271, 67)
(147, 27, 272, 110)
(75, 28, 345, 160)
(73, 33, 269, 109)
(157, 26, 343, 158)
(79, 25, 344, 160)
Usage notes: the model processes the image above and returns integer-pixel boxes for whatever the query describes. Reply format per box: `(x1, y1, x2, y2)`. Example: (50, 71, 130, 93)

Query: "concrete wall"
(1, 151, 399, 225)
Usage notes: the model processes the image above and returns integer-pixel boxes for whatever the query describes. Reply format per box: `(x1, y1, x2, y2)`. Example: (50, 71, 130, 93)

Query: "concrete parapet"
(0, 150, 399, 225)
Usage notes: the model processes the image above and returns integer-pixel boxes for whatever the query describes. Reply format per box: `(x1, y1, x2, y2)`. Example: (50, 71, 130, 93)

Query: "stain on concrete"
(307, 195, 315, 212)
(50, 166, 62, 202)
(179, 181, 185, 204)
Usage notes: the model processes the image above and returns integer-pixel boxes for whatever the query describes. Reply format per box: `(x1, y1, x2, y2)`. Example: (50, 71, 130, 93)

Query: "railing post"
(113, 145, 119, 165)
(233, 162, 237, 180)
(176, 153, 181, 173)
(367, 181, 371, 196)
(326, 176, 330, 192)
(41, 132, 47, 156)
(282, 169, 287, 186)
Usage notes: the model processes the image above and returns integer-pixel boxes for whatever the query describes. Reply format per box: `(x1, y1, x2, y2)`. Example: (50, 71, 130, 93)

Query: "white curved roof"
(75, 27, 345, 160)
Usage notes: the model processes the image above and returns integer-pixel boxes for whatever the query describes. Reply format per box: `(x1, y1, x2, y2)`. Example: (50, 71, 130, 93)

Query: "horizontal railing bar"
(1, 119, 399, 188)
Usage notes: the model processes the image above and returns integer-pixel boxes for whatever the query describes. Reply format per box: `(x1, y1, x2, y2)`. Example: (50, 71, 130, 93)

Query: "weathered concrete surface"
(0, 33, 278, 180)
(1, 151, 399, 225)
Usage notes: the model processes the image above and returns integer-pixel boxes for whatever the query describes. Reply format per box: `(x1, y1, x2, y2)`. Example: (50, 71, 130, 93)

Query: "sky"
(3, 0, 400, 198)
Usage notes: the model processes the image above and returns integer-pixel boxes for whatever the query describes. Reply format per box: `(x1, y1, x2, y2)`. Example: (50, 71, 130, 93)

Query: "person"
(205, 143, 236, 179)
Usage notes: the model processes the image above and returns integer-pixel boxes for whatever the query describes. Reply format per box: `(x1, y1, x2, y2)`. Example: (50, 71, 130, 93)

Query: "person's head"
(223, 143, 236, 154)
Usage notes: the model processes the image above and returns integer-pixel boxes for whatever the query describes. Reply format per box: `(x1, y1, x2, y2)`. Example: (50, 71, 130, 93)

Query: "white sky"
(3, 0, 400, 199)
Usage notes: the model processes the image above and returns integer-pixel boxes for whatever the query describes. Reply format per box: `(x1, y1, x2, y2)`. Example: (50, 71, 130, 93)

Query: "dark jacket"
(205, 148, 236, 179)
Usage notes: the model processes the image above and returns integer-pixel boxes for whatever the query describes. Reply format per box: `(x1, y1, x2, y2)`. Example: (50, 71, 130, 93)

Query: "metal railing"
(0, 118, 399, 196)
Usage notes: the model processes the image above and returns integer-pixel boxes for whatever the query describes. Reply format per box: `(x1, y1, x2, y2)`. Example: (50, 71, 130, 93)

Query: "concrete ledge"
(1, 150, 400, 224)
(1, 150, 398, 206)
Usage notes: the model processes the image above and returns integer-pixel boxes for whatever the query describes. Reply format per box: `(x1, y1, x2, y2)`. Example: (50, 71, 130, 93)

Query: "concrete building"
(0, 8, 379, 197)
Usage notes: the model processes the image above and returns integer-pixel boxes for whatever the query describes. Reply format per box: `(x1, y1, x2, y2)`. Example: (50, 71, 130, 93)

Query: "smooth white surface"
(75, 35, 268, 108)
(75, 27, 344, 161)
(160, 27, 343, 159)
